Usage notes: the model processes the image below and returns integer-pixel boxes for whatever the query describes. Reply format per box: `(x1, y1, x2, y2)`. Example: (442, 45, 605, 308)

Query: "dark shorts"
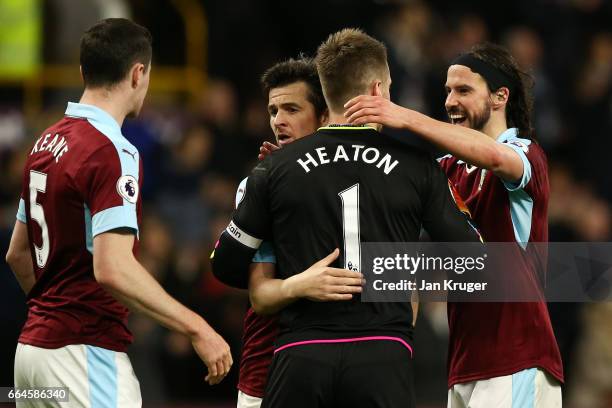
(262, 340, 415, 408)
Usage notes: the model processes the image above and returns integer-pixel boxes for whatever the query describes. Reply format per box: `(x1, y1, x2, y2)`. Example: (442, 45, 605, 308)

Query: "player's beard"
(468, 99, 492, 131)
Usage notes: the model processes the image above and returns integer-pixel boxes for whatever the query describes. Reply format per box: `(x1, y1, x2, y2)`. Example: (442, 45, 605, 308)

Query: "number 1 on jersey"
(338, 183, 360, 272)
(29, 170, 50, 268)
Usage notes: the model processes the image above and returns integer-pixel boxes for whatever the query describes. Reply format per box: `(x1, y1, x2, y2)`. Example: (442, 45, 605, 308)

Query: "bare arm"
(344, 96, 524, 182)
(248, 249, 363, 315)
(94, 230, 232, 385)
(248, 263, 290, 315)
(6, 221, 35, 294)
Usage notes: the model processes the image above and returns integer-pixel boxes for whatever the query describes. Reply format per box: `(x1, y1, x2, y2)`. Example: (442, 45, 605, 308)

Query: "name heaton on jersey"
(30, 133, 69, 163)
(297, 145, 399, 175)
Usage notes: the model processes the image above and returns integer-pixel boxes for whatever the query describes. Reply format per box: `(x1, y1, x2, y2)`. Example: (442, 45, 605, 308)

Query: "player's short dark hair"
(261, 57, 327, 118)
(80, 18, 152, 88)
(468, 43, 535, 140)
(315, 28, 388, 113)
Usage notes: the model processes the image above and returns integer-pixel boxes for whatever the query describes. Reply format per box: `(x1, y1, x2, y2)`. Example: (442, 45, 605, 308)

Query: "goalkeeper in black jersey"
(212, 29, 481, 408)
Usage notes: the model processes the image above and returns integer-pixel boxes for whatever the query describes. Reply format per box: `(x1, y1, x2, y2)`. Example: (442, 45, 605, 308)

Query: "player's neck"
(481, 116, 507, 141)
(327, 111, 381, 131)
(79, 88, 129, 127)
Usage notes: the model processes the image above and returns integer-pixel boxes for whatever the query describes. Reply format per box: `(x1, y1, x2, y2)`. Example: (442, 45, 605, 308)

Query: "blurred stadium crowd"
(0, 0, 611, 406)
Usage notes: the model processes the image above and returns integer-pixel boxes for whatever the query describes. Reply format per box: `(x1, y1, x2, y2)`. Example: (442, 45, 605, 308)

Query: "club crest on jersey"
(235, 178, 248, 208)
(116, 175, 139, 204)
(509, 140, 529, 153)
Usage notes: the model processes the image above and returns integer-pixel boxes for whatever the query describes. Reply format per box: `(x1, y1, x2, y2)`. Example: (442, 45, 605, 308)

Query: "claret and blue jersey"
(16, 102, 143, 352)
(439, 127, 563, 387)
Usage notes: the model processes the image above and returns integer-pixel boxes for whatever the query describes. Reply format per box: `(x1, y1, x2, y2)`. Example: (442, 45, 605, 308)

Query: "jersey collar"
(65, 102, 122, 136)
(496, 127, 519, 143)
(318, 124, 378, 131)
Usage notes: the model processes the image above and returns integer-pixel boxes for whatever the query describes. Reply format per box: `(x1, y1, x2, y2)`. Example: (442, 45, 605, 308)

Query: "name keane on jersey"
(297, 145, 399, 175)
(30, 133, 69, 163)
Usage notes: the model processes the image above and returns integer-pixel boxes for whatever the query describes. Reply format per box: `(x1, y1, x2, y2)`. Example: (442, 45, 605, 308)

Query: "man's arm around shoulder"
(344, 96, 524, 182)
(248, 249, 363, 315)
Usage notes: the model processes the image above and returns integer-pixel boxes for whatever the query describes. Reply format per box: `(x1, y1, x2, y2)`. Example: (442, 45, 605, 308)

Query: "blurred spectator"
(156, 124, 214, 246)
(453, 14, 489, 53)
(504, 26, 563, 149)
(376, 1, 435, 113)
(0, 110, 25, 150)
(570, 32, 612, 201)
(567, 303, 612, 408)
(198, 79, 254, 180)
(549, 162, 612, 242)
(424, 14, 490, 123)
(46, 0, 130, 63)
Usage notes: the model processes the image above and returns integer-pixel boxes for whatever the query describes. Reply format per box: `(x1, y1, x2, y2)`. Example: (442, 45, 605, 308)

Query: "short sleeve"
(233, 177, 276, 263)
(508, 140, 548, 205)
(76, 143, 141, 237)
(521, 143, 548, 201)
(252, 241, 276, 263)
(211, 160, 273, 288)
(501, 138, 533, 192)
(232, 160, 272, 242)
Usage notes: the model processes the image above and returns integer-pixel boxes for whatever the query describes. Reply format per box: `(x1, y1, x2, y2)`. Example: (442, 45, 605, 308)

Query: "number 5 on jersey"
(29, 170, 50, 268)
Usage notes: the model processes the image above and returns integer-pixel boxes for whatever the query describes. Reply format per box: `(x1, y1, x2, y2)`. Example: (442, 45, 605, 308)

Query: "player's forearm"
(249, 279, 294, 315)
(249, 265, 297, 315)
(6, 221, 36, 295)
(6, 250, 35, 294)
(97, 256, 205, 337)
(401, 109, 505, 170)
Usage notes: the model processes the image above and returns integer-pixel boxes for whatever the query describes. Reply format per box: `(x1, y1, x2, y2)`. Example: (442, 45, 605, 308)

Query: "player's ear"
(491, 87, 509, 110)
(372, 80, 383, 97)
(319, 109, 329, 126)
(79, 66, 84, 83)
(130, 63, 145, 89)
